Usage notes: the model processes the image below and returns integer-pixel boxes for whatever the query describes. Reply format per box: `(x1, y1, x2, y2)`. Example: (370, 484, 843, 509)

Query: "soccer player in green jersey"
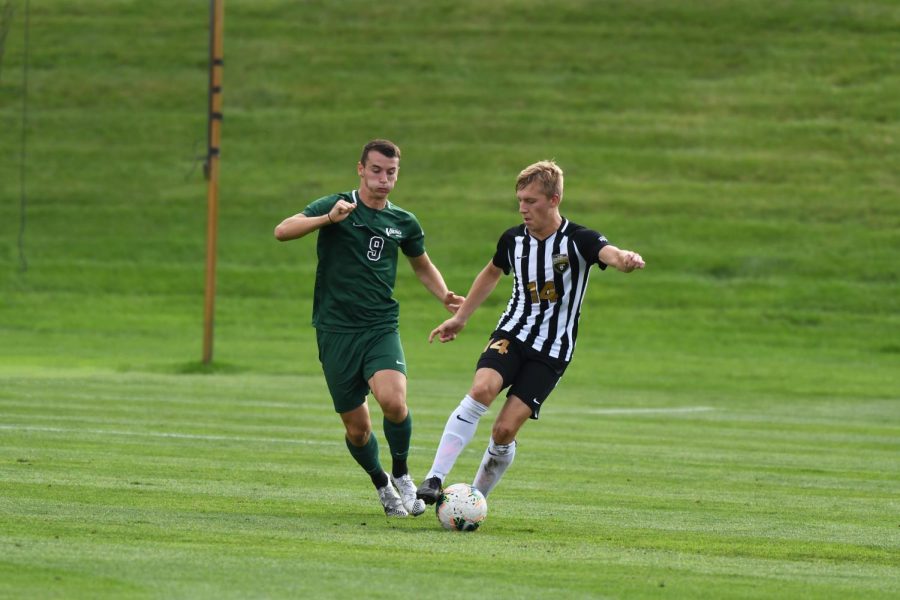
(274, 139, 463, 517)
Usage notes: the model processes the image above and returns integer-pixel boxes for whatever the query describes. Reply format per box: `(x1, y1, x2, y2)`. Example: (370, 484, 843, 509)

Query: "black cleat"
(416, 476, 443, 505)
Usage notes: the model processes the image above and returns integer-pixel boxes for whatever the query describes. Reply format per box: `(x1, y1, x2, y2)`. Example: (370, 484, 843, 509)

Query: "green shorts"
(315, 328, 407, 414)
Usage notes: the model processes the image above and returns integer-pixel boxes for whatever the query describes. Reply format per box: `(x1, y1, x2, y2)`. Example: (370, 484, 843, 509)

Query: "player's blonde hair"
(516, 160, 564, 200)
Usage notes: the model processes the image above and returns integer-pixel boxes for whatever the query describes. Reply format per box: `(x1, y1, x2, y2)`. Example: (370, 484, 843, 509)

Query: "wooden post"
(202, 0, 224, 364)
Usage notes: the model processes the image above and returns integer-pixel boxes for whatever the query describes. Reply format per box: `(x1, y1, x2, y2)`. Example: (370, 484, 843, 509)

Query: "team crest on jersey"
(552, 253, 570, 274)
(384, 227, 402, 238)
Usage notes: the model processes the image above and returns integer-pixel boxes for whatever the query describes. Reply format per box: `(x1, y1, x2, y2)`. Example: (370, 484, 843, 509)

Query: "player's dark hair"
(360, 139, 401, 165)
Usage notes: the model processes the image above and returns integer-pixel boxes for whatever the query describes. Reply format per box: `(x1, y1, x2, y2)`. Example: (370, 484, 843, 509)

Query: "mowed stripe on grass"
(2, 371, 897, 597)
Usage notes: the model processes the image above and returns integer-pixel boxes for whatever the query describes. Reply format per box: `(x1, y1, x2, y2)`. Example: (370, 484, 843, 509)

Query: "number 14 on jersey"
(527, 281, 558, 303)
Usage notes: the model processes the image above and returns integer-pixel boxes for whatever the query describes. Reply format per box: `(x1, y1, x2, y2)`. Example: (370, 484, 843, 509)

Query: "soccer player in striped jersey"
(275, 139, 463, 517)
(416, 160, 645, 504)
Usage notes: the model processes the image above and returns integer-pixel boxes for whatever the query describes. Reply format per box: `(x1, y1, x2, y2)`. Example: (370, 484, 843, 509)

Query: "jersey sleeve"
(301, 193, 344, 218)
(573, 228, 610, 270)
(491, 228, 517, 275)
(399, 213, 425, 257)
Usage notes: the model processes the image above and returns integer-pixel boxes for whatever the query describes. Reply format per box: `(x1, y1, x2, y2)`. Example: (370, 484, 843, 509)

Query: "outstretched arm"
(599, 244, 646, 273)
(429, 261, 504, 343)
(407, 252, 465, 314)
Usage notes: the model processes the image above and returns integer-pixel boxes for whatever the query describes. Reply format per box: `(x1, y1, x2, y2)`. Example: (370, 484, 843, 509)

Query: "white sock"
(472, 437, 516, 498)
(426, 395, 488, 481)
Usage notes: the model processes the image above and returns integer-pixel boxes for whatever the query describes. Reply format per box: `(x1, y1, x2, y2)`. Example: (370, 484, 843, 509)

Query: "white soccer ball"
(436, 483, 487, 531)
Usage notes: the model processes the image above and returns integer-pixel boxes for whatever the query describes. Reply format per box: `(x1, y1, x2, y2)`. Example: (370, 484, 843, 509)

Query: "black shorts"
(475, 330, 568, 420)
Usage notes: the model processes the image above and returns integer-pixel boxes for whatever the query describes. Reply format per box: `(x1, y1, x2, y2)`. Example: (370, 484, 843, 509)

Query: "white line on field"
(0, 424, 340, 446)
(586, 406, 715, 415)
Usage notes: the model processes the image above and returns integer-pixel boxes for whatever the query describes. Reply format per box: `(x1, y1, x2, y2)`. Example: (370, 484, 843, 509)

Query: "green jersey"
(302, 190, 426, 332)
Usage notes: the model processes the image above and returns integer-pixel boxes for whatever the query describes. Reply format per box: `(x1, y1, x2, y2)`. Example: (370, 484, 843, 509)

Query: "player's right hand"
(429, 316, 465, 344)
(327, 199, 356, 224)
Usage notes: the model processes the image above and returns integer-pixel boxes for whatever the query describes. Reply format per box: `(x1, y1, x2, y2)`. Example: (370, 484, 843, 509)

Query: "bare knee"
(379, 396, 408, 423)
(491, 422, 518, 445)
(469, 371, 503, 405)
(369, 370, 408, 422)
(345, 425, 371, 447)
(373, 386, 407, 422)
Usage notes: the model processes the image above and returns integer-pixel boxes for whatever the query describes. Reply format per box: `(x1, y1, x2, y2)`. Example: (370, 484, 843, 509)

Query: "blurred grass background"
(1, 0, 896, 397)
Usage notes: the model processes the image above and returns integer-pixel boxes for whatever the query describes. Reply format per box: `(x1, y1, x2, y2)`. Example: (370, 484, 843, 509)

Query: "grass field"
(1, 0, 898, 598)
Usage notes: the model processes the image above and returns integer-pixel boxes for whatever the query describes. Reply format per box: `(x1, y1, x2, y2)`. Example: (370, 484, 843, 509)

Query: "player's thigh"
(472, 332, 525, 404)
(363, 330, 408, 419)
(316, 329, 369, 413)
(368, 368, 408, 422)
(491, 396, 534, 444)
(362, 329, 407, 380)
(507, 358, 565, 420)
(468, 368, 505, 406)
(368, 368, 407, 401)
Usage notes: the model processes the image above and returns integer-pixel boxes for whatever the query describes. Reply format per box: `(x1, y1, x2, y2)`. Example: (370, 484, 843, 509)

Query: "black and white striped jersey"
(491, 219, 609, 363)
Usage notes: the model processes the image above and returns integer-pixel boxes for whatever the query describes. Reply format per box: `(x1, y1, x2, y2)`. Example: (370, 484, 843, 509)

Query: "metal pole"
(202, 0, 224, 364)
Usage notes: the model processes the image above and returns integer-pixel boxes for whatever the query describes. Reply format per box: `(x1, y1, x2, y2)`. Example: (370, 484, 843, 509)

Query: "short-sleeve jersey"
(491, 218, 609, 363)
(302, 189, 426, 332)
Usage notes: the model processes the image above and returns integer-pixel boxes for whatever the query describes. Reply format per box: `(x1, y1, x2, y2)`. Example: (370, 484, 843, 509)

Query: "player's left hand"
(443, 291, 465, 314)
(622, 251, 645, 272)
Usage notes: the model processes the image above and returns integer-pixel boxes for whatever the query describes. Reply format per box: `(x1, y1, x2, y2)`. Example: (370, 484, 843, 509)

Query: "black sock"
(391, 459, 408, 479)
(371, 470, 389, 488)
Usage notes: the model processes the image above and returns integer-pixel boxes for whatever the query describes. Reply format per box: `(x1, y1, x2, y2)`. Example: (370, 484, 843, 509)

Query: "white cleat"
(391, 473, 427, 516)
(377, 477, 409, 517)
